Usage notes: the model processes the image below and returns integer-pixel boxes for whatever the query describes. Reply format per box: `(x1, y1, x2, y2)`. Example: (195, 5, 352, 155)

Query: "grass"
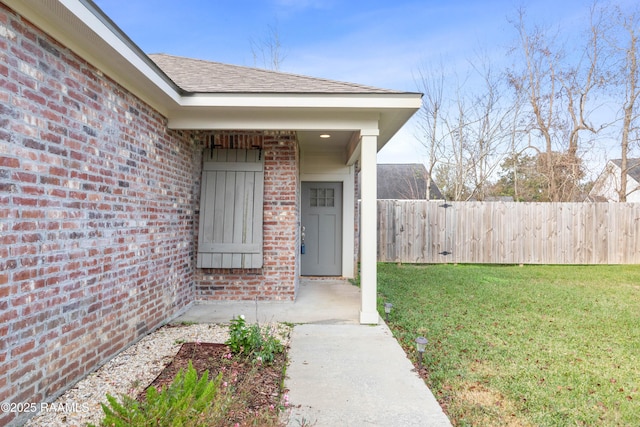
(377, 263, 640, 426)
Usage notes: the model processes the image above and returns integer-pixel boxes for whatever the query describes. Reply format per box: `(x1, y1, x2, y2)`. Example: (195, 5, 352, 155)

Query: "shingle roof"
(148, 53, 406, 94)
(611, 158, 640, 183)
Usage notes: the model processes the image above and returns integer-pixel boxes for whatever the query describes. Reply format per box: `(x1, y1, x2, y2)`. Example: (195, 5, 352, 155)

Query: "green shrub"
(90, 361, 227, 427)
(226, 315, 284, 364)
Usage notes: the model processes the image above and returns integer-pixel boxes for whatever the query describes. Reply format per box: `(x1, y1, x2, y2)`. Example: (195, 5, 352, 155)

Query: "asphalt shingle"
(611, 158, 640, 183)
(148, 53, 406, 94)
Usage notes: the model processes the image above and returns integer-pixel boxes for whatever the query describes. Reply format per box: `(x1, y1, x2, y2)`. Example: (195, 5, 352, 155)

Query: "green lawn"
(376, 263, 640, 426)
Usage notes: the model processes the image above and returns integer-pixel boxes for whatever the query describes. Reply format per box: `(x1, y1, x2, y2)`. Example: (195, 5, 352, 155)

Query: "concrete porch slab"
(174, 278, 361, 325)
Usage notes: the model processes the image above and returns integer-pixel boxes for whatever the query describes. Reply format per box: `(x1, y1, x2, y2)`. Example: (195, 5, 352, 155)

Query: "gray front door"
(301, 182, 342, 276)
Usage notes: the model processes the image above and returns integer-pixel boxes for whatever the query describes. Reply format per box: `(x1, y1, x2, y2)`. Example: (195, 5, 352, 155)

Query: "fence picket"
(375, 200, 640, 264)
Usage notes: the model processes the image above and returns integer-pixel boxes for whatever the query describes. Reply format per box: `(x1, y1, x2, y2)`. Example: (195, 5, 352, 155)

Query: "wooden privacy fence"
(376, 200, 640, 264)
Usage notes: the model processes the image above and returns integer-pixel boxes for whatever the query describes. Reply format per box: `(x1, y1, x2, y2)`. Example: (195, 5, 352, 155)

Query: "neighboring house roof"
(610, 158, 640, 183)
(149, 54, 404, 94)
(376, 164, 443, 200)
(588, 158, 640, 202)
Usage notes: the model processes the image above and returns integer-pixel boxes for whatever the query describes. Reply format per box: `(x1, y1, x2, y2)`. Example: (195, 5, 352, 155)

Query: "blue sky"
(93, 0, 612, 164)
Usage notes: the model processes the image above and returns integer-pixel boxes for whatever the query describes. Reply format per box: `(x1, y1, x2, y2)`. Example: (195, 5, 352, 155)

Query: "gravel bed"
(25, 323, 230, 427)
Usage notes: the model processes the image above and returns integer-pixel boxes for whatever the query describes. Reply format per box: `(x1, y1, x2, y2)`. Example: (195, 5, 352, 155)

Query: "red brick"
(21, 185, 45, 196)
(21, 209, 45, 219)
(49, 166, 67, 176)
(10, 340, 35, 358)
(0, 156, 19, 167)
(24, 88, 46, 105)
(10, 362, 37, 383)
(12, 171, 37, 183)
(0, 307, 18, 324)
(13, 197, 37, 207)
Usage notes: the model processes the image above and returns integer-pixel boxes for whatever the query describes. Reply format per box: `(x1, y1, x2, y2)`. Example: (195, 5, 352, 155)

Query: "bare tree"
(564, 6, 604, 155)
(560, 4, 607, 199)
(414, 64, 446, 200)
(399, 172, 424, 199)
(465, 54, 518, 200)
(508, 6, 605, 201)
(611, 5, 640, 201)
(250, 20, 287, 71)
(508, 8, 564, 201)
(415, 5, 634, 202)
(503, 80, 527, 200)
(442, 81, 473, 200)
(415, 56, 518, 201)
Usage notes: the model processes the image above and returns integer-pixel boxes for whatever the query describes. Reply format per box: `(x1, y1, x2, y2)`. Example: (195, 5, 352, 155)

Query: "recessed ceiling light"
(320, 134, 331, 138)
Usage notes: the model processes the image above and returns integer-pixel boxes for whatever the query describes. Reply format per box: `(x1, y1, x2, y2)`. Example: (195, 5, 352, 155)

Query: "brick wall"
(0, 4, 304, 425)
(0, 5, 199, 426)
(194, 131, 300, 301)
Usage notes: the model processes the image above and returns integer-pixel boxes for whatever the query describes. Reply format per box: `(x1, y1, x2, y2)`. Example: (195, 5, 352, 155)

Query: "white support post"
(359, 132, 379, 324)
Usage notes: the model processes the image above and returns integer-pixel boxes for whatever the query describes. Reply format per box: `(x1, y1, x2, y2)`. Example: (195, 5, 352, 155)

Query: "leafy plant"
(90, 361, 228, 427)
(226, 315, 284, 364)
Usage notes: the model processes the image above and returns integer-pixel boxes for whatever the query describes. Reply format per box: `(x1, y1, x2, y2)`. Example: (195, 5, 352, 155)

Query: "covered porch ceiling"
(297, 130, 355, 152)
(165, 103, 419, 164)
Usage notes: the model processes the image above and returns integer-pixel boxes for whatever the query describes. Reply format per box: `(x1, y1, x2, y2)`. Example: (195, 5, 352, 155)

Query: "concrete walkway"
(285, 323, 451, 426)
(174, 279, 451, 426)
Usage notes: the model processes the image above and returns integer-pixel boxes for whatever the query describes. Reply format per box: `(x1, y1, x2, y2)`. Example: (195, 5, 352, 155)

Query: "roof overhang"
(168, 93, 420, 153)
(3, 0, 422, 156)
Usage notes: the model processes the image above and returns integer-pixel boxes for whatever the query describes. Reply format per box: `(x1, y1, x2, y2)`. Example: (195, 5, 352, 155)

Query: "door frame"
(299, 172, 355, 279)
(301, 181, 343, 276)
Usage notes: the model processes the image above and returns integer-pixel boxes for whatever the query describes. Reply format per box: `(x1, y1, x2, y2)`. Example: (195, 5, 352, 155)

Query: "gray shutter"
(197, 149, 264, 268)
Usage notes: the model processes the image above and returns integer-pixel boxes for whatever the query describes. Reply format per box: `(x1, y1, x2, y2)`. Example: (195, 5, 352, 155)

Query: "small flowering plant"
(225, 315, 284, 364)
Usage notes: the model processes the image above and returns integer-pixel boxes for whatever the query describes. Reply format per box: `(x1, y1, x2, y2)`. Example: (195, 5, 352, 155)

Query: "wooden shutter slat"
(198, 243, 261, 253)
(203, 162, 262, 172)
(197, 149, 263, 269)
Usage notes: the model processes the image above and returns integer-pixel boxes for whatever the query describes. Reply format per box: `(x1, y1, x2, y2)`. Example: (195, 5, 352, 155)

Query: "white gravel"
(25, 323, 230, 427)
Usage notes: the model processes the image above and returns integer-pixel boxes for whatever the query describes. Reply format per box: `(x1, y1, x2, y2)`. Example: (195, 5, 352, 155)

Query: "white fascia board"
(168, 108, 381, 130)
(178, 93, 422, 110)
(4, 0, 181, 112)
(61, 0, 178, 99)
